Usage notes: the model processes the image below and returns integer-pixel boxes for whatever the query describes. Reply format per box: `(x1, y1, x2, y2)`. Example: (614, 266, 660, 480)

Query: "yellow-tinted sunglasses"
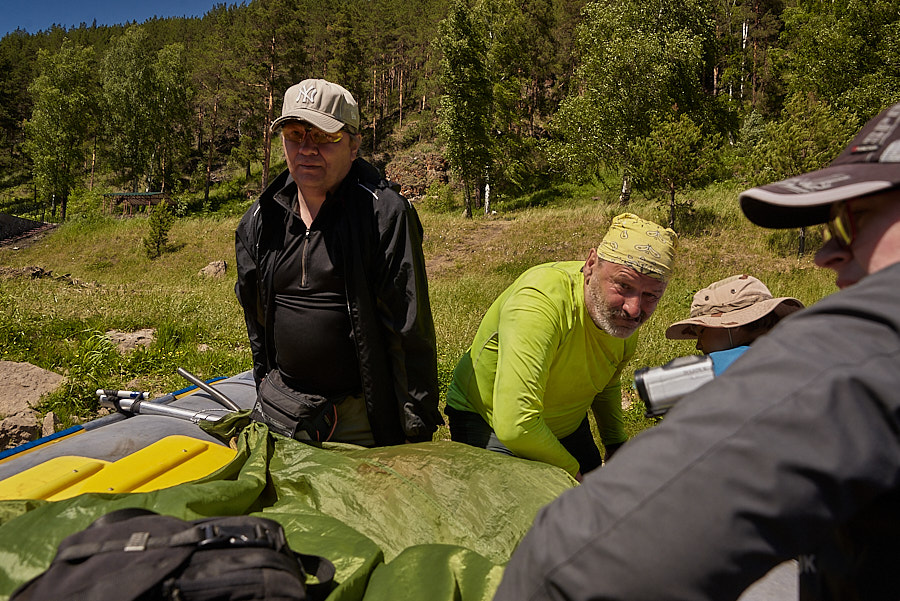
(281, 123, 344, 145)
(823, 200, 856, 250)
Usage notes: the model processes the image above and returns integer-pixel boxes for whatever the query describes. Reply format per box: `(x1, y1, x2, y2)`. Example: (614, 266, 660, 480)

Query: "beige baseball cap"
(665, 274, 804, 339)
(271, 78, 360, 134)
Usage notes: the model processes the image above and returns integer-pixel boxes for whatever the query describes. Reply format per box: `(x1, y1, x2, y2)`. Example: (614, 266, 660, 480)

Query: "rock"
(41, 411, 59, 437)
(106, 329, 155, 353)
(385, 152, 450, 199)
(199, 260, 227, 278)
(0, 361, 65, 417)
(0, 361, 65, 450)
(0, 411, 41, 450)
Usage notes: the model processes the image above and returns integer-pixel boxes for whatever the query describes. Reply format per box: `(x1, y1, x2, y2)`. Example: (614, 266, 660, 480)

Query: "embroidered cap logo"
(296, 84, 317, 104)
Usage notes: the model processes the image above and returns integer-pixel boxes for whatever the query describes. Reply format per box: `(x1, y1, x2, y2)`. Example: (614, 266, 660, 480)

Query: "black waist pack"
(251, 370, 338, 442)
(10, 508, 335, 601)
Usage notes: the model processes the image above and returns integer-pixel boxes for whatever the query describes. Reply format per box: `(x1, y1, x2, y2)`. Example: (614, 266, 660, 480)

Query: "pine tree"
(143, 200, 175, 259)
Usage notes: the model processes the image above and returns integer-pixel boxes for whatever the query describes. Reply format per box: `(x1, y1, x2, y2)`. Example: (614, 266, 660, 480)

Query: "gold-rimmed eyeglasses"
(281, 123, 344, 145)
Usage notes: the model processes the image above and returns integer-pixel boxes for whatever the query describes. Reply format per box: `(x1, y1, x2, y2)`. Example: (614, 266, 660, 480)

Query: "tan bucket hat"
(665, 274, 804, 339)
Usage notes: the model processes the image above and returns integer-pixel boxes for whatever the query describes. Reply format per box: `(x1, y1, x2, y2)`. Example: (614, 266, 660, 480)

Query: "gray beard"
(593, 310, 641, 338)
(587, 286, 645, 339)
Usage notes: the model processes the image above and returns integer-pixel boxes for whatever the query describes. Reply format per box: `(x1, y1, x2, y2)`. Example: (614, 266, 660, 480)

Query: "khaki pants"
(332, 393, 375, 447)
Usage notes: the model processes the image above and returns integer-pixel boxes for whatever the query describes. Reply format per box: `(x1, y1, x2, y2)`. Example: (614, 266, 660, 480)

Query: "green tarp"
(0, 422, 575, 600)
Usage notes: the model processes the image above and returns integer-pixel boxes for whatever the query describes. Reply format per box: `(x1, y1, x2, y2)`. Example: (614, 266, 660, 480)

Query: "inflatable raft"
(0, 370, 258, 499)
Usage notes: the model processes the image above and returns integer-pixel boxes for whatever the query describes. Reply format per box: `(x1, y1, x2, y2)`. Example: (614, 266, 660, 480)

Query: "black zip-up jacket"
(234, 159, 442, 445)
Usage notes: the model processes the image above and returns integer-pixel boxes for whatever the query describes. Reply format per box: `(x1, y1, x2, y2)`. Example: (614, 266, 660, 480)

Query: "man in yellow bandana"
(445, 213, 677, 481)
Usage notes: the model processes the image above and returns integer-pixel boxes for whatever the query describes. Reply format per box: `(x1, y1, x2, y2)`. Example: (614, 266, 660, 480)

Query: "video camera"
(633, 347, 749, 418)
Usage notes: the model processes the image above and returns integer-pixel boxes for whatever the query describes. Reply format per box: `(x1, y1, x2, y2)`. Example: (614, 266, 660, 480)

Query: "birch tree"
(436, 0, 493, 218)
(548, 0, 724, 201)
(24, 40, 96, 221)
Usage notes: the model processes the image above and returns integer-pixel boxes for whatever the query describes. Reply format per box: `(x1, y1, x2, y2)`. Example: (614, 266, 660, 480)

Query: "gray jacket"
(495, 261, 900, 601)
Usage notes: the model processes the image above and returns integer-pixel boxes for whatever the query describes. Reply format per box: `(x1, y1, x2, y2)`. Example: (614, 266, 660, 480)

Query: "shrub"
(143, 201, 175, 259)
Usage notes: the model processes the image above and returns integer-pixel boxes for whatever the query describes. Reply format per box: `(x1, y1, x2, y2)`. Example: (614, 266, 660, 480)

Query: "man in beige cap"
(235, 79, 441, 447)
(666, 274, 804, 354)
(445, 213, 677, 481)
(495, 102, 900, 600)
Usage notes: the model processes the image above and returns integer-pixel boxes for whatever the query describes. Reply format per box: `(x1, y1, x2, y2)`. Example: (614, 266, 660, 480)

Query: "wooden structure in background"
(103, 192, 167, 216)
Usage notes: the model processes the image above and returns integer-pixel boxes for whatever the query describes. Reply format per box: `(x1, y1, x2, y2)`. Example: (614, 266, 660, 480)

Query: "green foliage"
(628, 114, 724, 229)
(480, 0, 557, 196)
(2, 0, 892, 229)
(40, 331, 120, 419)
(150, 43, 194, 192)
(229, 0, 306, 189)
(743, 93, 858, 187)
(422, 182, 461, 214)
(23, 40, 97, 222)
(436, 0, 494, 218)
(101, 27, 157, 191)
(143, 201, 175, 259)
(713, 0, 785, 115)
(783, 0, 900, 119)
(325, 8, 367, 99)
(99, 28, 195, 194)
(549, 0, 729, 186)
(66, 187, 108, 219)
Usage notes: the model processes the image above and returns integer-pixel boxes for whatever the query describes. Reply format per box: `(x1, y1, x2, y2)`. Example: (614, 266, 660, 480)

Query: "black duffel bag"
(10, 508, 335, 601)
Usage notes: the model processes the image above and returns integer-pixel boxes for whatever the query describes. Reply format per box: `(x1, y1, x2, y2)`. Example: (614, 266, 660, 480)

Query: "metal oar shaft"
(116, 398, 229, 423)
(176, 367, 241, 412)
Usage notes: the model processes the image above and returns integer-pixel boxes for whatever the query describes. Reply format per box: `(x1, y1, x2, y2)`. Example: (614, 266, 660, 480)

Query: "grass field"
(0, 179, 838, 444)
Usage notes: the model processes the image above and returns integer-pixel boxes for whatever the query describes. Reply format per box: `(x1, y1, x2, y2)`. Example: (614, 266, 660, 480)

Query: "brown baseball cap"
(271, 78, 360, 134)
(740, 102, 900, 228)
(665, 274, 804, 339)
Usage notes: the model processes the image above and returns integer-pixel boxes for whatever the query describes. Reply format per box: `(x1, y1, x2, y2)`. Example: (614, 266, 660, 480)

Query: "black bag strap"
(297, 551, 336, 595)
(58, 518, 290, 562)
(90, 507, 159, 526)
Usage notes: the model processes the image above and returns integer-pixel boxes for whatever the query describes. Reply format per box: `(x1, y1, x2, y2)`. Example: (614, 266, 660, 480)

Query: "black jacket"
(235, 159, 442, 445)
(495, 261, 900, 601)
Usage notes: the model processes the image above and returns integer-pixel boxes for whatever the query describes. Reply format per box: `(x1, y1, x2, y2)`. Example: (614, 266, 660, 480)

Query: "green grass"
(0, 181, 837, 439)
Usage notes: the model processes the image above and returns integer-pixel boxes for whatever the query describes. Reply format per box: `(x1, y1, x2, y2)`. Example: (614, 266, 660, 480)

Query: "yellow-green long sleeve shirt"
(446, 261, 637, 476)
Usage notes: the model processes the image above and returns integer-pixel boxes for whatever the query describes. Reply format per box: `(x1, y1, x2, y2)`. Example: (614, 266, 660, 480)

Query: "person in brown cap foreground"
(235, 79, 442, 446)
(445, 213, 677, 481)
(494, 102, 900, 601)
(666, 274, 804, 354)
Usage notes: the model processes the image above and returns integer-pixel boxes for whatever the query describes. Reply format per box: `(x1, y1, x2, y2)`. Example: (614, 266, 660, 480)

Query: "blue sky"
(1, 0, 227, 38)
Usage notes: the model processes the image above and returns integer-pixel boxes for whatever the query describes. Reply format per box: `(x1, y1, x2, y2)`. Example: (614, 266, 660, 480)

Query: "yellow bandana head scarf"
(597, 213, 678, 280)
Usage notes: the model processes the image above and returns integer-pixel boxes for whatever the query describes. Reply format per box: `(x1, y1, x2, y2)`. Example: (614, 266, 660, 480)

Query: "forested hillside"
(0, 0, 898, 223)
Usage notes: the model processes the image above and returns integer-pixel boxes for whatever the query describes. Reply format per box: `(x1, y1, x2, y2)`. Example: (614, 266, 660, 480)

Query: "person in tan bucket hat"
(495, 101, 900, 601)
(666, 274, 804, 353)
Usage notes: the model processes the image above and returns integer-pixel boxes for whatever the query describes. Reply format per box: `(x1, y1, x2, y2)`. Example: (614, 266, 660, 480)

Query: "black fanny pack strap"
(297, 552, 336, 596)
(252, 370, 339, 442)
